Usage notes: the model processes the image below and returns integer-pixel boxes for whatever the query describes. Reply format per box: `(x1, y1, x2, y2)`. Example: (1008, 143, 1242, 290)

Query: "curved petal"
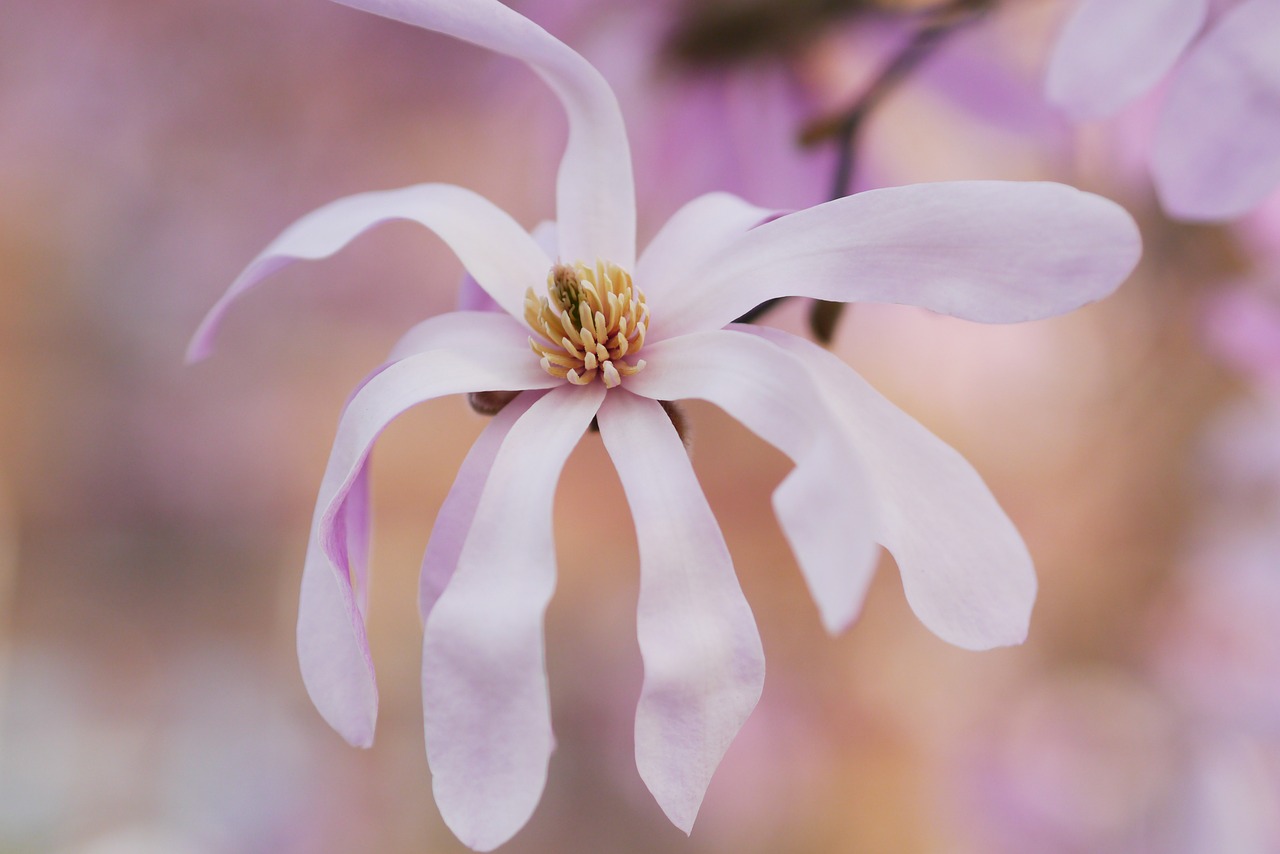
(743, 327, 1036, 649)
(423, 383, 604, 852)
(625, 331, 879, 634)
(418, 391, 539, 621)
(188, 183, 550, 361)
(388, 310, 535, 361)
(456, 220, 558, 313)
(1153, 0, 1280, 220)
(597, 390, 764, 833)
(646, 181, 1141, 342)
(635, 192, 777, 314)
(331, 0, 635, 268)
(1046, 0, 1208, 119)
(299, 325, 558, 748)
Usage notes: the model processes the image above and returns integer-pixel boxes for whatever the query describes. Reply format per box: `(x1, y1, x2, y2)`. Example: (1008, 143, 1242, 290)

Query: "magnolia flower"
(1046, 0, 1280, 220)
(189, 0, 1140, 848)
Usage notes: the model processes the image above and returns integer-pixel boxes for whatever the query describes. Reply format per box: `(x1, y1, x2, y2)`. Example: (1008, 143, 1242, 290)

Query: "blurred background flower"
(1, 0, 1277, 851)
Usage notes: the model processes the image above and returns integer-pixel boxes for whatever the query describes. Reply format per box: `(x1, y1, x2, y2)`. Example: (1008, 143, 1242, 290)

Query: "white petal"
(1046, 0, 1208, 119)
(331, 0, 635, 267)
(597, 391, 764, 833)
(299, 326, 557, 747)
(744, 327, 1036, 649)
(1153, 0, 1280, 220)
(648, 181, 1141, 342)
(188, 183, 549, 361)
(635, 192, 777, 315)
(418, 391, 538, 621)
(388, 310, 536, 361)
(423, 383, 605, 852)
(626, 331, 879, 634)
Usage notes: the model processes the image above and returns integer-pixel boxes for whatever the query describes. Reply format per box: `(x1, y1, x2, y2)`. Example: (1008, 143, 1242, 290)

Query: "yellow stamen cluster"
(524, 261, 648, 388)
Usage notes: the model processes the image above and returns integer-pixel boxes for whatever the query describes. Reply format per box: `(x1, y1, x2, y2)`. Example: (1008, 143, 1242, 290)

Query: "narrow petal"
(423, 383, 605, 852)
(646, 181, 1141, 342)
(330, 0, 635, 267)
(597, 391, 765, 833)
(299, 328, 557, 747)
(743, 327, 1036, 649)
(635, 192, 777, 313)
(626, 331, 879, 634)
(1153, 0, 1280, 220)
(1046, 0, 1208, 119)
(188, 183, 550, 361)
(419, 391, 538, 621)
(388, 310, 536, 361)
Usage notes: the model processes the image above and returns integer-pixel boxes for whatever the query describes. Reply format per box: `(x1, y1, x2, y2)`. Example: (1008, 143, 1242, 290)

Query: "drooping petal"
(645, 181, 1141, 342)
(743, 326, 1036, 649)
(1046, 0, 1208, 120)
(299, 328, 558, 748)
(635, 192, 777, 312)
(418, 391, 538, 621)
(1153, 0, 1280, 220)
(596, 390, 765, 833)
(625, 331, 879, 634)
(188, 184, 550, 361)
(422, 383, 605, 852)
(330, 0, 635, 267)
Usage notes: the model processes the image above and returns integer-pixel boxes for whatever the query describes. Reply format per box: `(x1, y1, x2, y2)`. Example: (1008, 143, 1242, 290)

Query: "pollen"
(524, 260, 648, 389)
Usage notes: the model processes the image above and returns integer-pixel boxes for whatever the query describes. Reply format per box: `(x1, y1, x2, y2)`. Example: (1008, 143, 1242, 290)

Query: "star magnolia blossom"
(1046, 0, 1280, 220)
(189, 0, 1141, 849)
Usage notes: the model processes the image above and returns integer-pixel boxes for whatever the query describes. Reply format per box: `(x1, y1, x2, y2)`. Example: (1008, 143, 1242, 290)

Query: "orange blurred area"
(2, 1, 1277, 852)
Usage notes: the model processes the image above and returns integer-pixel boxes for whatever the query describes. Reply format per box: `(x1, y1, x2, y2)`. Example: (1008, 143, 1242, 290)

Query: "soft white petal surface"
(330, 0, 635, 267)
(1046, 0, 1208, 119)
(299, 330, 557, 748)
(388, 310, 536, 361)
(188, 183, 550, 360)
(626, 331, 879, 634)
(597, 391, 765, 833)
(1153, 0, 1280, 220)
(423, 384, 605, 852)
(418, 391, 538, 621)
(635, 192, 777, 313)
(745, 327, 1036, 649)
(648, 181, 1141, 342)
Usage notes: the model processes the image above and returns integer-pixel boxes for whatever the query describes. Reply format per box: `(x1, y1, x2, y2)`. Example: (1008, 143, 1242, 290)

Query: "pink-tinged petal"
(188, 183, 550, 361)
(388, 310, 535, 361)
(1046, 0, 1208, 120)
(647, 182, 1141, 342)
(418, 391, 538, 621)
(455, 220, 558, 313)
(744, 327, 1036, 649)
(635, 192, 777, 313)
(330, 0, 635, 267)
(1153, 0, 1280, 220)
(423, 383, 604, 852)
(299, 328, 558, 747)
(626, 331, 879, 634)
(597, 390, 765, 833)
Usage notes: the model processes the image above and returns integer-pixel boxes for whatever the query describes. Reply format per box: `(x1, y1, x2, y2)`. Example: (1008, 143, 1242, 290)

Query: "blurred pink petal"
(422, 384, 604, 852)
(299, 338, 559, 747)
(747, 328, 1036, 649)
(648, 181, 1141, 341)
(597, 391, 764, 833)
(187, 183, 550, 361)
(626, 331, 879, 634)
(1153, 0, 1280, 220)
(1046, 0, 1208, 120)
(330, 0, 635, 267)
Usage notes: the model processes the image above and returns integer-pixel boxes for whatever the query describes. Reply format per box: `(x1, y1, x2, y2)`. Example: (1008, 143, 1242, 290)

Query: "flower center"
(524, 261, 648, 388)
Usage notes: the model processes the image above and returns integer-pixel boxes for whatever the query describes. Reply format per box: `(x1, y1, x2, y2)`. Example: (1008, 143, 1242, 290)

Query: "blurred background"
(2, 0, 1278, 851)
